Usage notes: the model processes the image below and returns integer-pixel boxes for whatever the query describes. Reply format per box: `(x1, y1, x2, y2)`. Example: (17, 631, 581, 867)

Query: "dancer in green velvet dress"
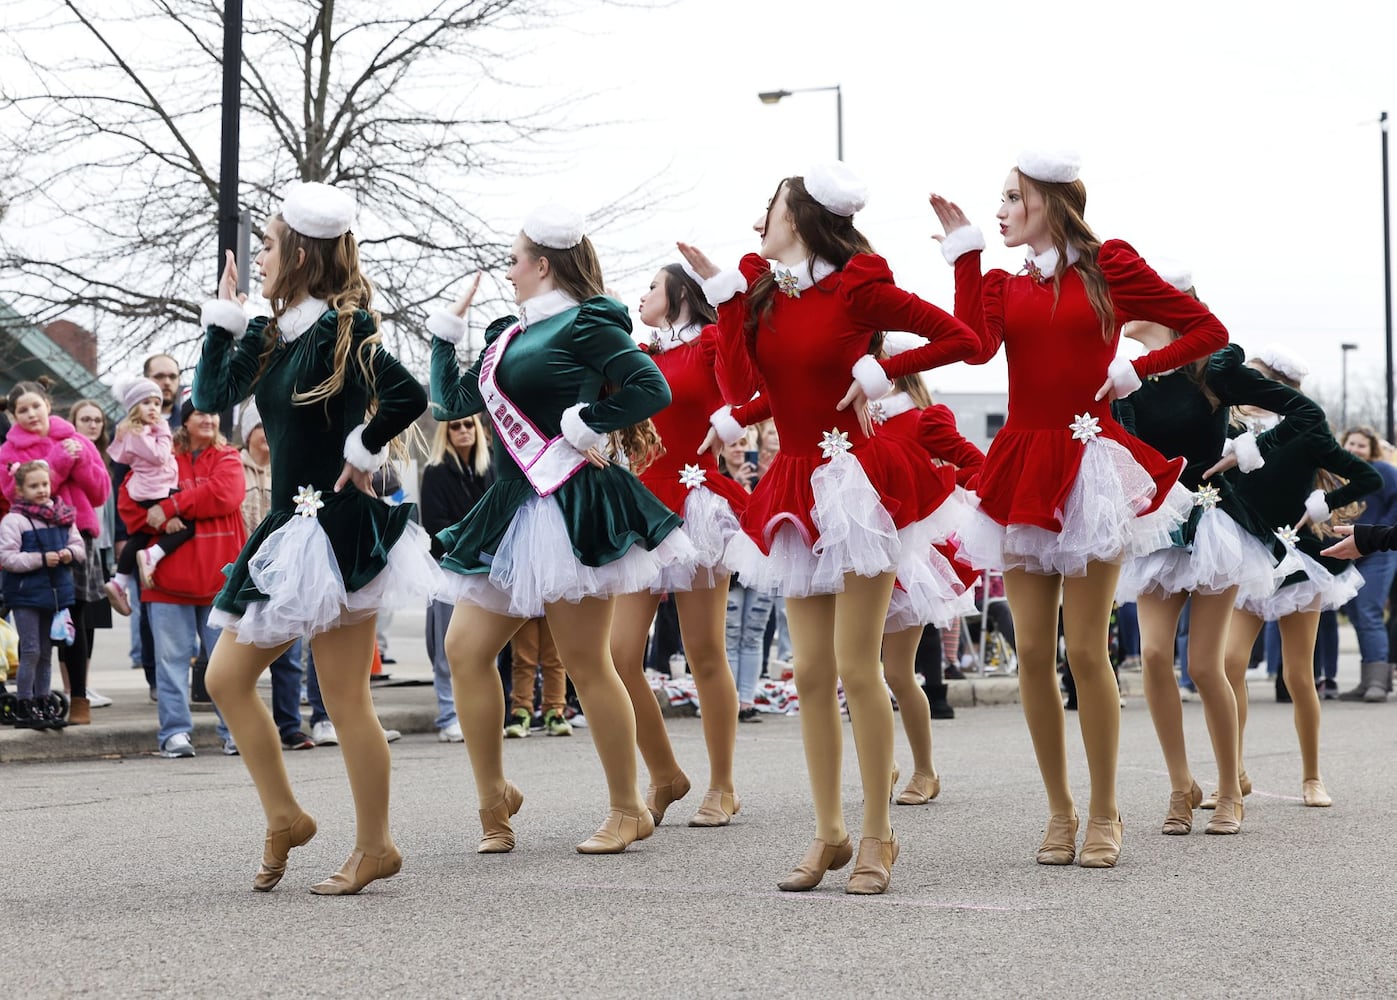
(428, 204, 693, 856)
(196, 182, 432, 896)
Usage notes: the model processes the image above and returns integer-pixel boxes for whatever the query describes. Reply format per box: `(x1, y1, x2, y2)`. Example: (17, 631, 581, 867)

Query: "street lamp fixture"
(1342, 342, 1360, 428)
(757, 84, 843, 161)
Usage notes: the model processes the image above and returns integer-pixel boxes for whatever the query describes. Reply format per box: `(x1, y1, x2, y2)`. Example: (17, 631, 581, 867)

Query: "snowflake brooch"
(1275, 525, 1300, 548)
(1023, 259, 1045, 283)
(774, 269, 801, 298)
(869, 401, 887, 425)
(1192, 483, 1221, 510)
(819, 428, 852, 459)
(293, 485, 325, 519)
(679, 464, 707, 489)
(1069, 413, 1102, 443)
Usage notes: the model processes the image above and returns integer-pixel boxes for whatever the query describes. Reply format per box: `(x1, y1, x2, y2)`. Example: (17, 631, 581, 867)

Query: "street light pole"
(757, 84, 843, 161)
(217, 0, 243, 286)
(1341, 342, 1359, 428)
(1381, 111, 1393, 442)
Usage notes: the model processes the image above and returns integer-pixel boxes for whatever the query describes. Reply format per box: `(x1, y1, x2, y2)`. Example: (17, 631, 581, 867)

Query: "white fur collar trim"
(1025, 244, 1080, 281)
(871, 392, 917, 424)
(652, 322, 703, 353)
(518, 289, 579, 330)
(277, 298, 329, 343)
(771, 257, 836, 295)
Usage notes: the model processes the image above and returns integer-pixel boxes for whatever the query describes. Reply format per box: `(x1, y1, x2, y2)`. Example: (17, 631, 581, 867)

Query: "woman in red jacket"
(124, 402, 246, 759)
(930, 149, 1228, 867)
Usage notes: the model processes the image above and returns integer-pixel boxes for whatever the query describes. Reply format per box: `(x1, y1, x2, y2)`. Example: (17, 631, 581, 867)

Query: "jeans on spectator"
(147, 602, 218, 747)
(773, 598, 793, 661)
(304, 648, 330, 728)
(1117, 601, 1140, 658)
(1264, 620, 1283, 676)
(1315, 609, 1339, 683)
(425, 600, 458, 729)
(1342, 550, 1397, 664)
(726, 582, 774, 705)
(1176, 599, 1193, 689)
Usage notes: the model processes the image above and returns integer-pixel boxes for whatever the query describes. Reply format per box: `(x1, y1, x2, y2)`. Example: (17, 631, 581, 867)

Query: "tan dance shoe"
(309, 847, 403, 895)
(1205, 796, 1244, 834)
(1036, 814, 1079, 866)
(1162, 781, 1203, 835)
(1078, 815, 1124, 868)
(888, 764, 901, 802)
(687, 789, 741, 827)
(253, 812, 318, 892)
(1240, 770, 1253, 796)
(645, 772, 692, 825)
(777, 837, 854, 892)
(845, 833, 900, 895)
(576, 807, 655, 854)
(1302, 778, 1332, 808)
(478, 781, 525, 853)
(1203, 770, 1253, 810)
(895, 771, 942, 806)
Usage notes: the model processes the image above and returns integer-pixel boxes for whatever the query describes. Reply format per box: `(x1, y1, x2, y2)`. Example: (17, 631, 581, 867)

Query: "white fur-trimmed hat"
(803, 162, 868, 217)
(1016, 147, 1081, 184)
(281, 181, 357, 239)
(114, 376, 162, 414)
(1255, 343, 1310, 384)
(1151, 257, 1194, 292)
(523, 204, 586, 250)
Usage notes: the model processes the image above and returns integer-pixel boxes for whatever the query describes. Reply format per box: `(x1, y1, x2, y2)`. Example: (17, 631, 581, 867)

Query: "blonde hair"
(119, 396, 161, 438)
(428, 414, 491, 478)
(892, 373, 935, 409)
(1016, 169, 1115, 340)
(13, 460, 50, 491)
(609, 419, 664, 476)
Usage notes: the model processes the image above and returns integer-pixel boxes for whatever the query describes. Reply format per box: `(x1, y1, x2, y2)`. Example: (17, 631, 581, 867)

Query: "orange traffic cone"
(370, 645, 388, 682)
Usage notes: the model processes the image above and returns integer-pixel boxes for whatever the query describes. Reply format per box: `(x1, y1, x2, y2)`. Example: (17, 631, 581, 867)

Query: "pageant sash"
(477, 321, 588, 497)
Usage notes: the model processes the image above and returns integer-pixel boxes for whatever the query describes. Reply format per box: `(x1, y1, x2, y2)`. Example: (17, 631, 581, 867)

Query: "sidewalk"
(1, 606, 1372, 764)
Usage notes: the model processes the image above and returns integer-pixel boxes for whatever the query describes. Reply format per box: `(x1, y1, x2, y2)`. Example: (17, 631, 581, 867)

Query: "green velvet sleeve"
(572, 297, 671, 432)
(349, 312, 427, 454)
(430, 316, 514, 420)
(192, 319, 269, 413)
(1208, 346, 1325, 453)
(1315, 435, 1383, 511)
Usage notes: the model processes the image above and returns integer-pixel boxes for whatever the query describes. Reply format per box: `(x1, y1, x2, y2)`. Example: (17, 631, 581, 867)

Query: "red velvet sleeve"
(731, 393, 771, 428)
(713, 255, 769, 405)
(837, 254, 979, 379)
(1101, 240, 1229, 378)
(916, 404, 985, 487)
(945, 251, 1010, 366)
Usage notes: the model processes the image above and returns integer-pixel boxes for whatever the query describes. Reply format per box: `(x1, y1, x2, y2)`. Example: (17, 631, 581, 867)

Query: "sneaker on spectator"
(738, 706, 763, 724)
(86, 689, 114, 708)
(504, 708, 532, 738)
(311, 720, 339, 746)
(438, 721, 464, 743)
(382, 727, 402, 743)
(160, 733, 196, 758)
(223, 739, 240, 756)
(942, 663, 966, 681)
(281, 730, 315, 751)
(543, 709, 573, 737)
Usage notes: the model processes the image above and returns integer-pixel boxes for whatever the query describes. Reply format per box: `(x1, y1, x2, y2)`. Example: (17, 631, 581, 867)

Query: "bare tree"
(0, 0, 664, 371)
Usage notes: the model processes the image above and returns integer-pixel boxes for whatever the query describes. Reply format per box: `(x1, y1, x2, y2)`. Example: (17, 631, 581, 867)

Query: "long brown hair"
(660, 264, 716, 327)
(1016, 169, 1115, 339)
(257, 214, 381, 409)
(69, 400, 111, 452)
(521, 233, 606, 303)
(744, 177, 876, 360)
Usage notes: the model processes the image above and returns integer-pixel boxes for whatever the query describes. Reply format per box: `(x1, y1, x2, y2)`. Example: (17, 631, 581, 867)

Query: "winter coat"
(0, 415, 110, 538)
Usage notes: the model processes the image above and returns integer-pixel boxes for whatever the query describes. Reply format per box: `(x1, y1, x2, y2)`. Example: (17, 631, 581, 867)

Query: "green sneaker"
(543, 709, 573, 737)
(504, 708, 532, 739)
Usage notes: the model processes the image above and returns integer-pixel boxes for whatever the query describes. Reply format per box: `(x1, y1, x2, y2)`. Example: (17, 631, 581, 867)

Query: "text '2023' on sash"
(477, 322, 587, 497)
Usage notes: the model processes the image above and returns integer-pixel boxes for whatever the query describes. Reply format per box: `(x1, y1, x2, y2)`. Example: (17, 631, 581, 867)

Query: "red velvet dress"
(638, 324, 750, 591)
(950, 239, 1228, 576)
(713, 252, 979, 596)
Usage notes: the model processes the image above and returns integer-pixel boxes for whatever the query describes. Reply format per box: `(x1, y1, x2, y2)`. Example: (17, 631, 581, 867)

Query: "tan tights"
(785, 571, 897, 844)
(1004, 563, 1121, 820)
(446, 597, 645, 813)
(207, 616, 393, 853)
(610, 583, 738, 793)
(1138, 589, 1241, 800)
(1224, 609, 1323, 782)
(881, 626, 935, 778)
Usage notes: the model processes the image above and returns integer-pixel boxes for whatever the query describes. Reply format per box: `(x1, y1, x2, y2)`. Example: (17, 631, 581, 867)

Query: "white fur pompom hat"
(281, 181, 357, 240)
(804, 162, 868, 217)
(1016, 147, 1081, 184)
(1255, 344, 1310, 385)
(523, 204, 586, 250)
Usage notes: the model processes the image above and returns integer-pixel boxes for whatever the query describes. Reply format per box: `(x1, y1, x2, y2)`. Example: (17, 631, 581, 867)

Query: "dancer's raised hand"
(676, 242, 719, 280)
(448, 274, 482, 319)
(928, 194, 971, 242)
(218, 250, 247, 303)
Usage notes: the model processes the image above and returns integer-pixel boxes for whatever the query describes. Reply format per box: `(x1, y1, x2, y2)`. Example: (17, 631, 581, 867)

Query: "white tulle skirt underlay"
(437, 493, 698, 619)
(884, 522, 978, 634)
(211, 517, 442, 648)
(652, 484, 743, 594)
(1237, 549, 1364, 620)
(1116, 506, 1296, 605)
(957, 437, 1193, 578)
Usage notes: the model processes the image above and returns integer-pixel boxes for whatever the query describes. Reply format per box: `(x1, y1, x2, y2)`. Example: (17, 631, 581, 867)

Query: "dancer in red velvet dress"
(929, 148, 1228, 868)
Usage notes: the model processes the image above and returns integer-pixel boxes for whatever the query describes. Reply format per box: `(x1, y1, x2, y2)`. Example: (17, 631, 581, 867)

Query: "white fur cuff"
(709, 406, 746, 446)
(426, 311, 467, 345)
(1108, 357, 1143, 399)
(560, 403, 605, 452)
(702, 269, 748, 307)
(852, 355, 893, 401)
(201, 299, 248, 335)
(939, 226, 986, 265)
(1231, 431, 1264, 473)
(1305, 489, 1332, 525)
(343, 424, 388, 474)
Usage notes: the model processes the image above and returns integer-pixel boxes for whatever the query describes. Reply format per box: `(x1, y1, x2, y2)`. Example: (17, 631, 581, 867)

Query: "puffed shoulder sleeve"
(1100, 240, 1228, 378)
(193, 316, 270, 413)
(571, 297, 671, 433)
(916, 403, 984, 487)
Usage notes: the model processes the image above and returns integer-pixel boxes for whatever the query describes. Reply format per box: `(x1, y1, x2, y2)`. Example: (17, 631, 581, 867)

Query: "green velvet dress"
(430, 295, 686, 616)
(194, 306, 429, 643)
